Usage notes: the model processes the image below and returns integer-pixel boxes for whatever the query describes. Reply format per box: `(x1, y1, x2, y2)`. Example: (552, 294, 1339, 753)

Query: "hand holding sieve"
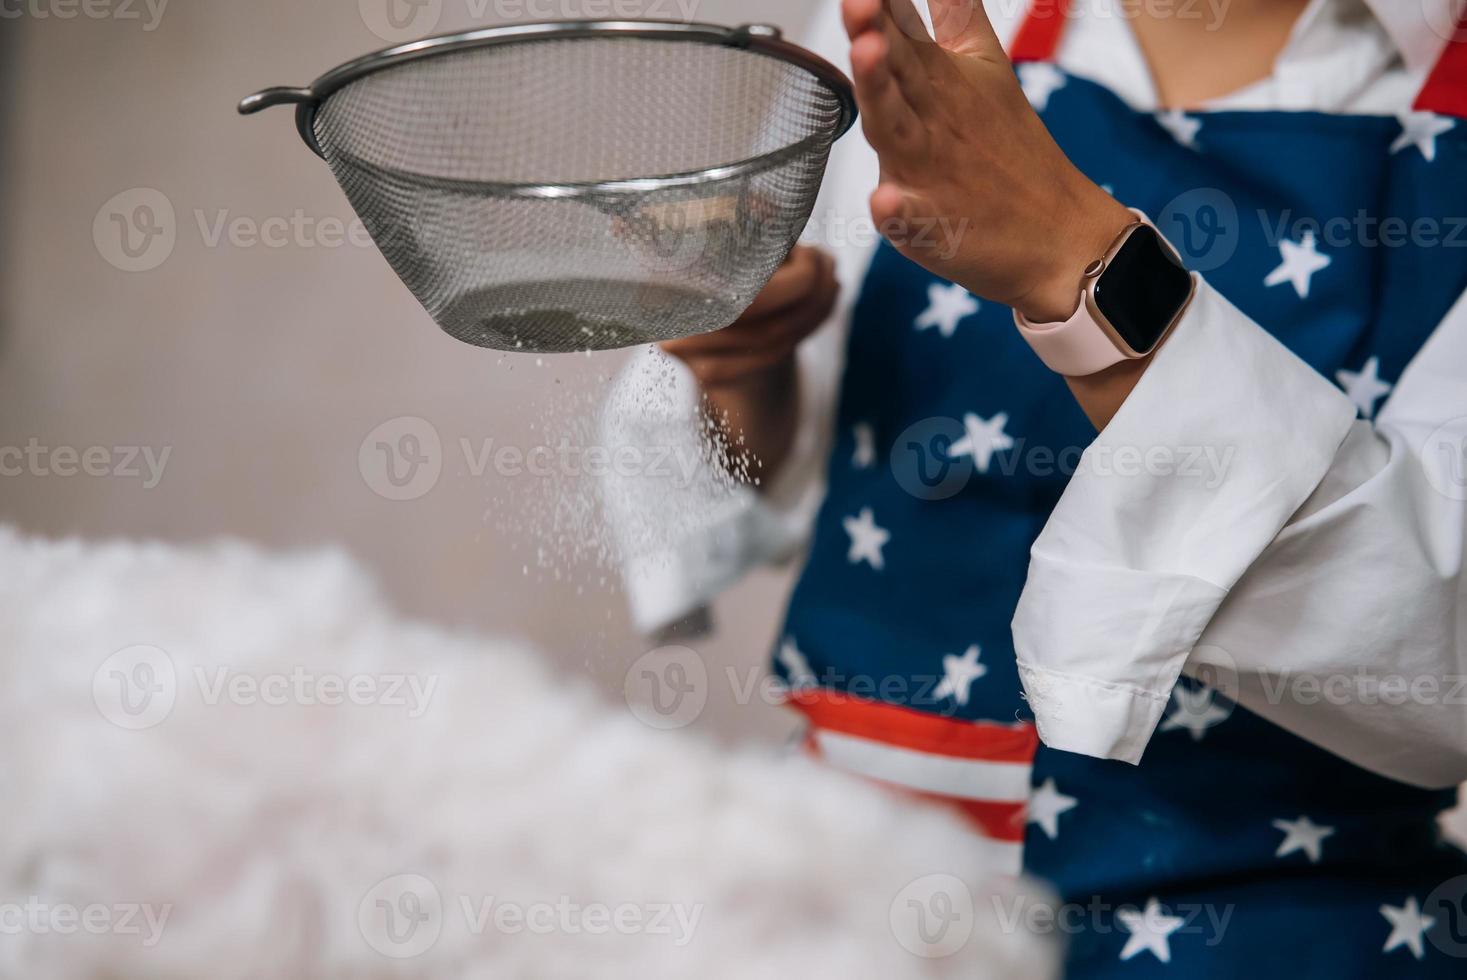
(240, 20, 857, 354)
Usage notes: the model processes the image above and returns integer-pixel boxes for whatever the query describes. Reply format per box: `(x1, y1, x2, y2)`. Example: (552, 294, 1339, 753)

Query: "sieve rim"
(326, 130, 833, 200)
(239, 20, 858, 161)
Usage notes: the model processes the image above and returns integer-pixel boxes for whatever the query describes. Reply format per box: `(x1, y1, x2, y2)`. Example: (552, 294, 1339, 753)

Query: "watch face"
(1092, 226, 1193, 354)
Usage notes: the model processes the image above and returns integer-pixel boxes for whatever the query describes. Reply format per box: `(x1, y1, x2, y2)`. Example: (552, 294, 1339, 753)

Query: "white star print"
(1272, 815, 1335, 864)
(933, 645, 987, 706)
(777, 638, 817, 691)
(1118, 897, 1187, 963)
(1390, 111, 1455, 162)
(1335, 356, 1393, 419)
(1026, 778, 1077, 841)
(1160, 684, 1229, 741)
(1018, 62, 1067, 112)
(852, 422, 876, 469)
(843, 508, 890, 571)
(1264, 231, 1332, 299)
(1156, 109, 1202, 149)
(947, 412, 1015, 473)
(1380, 896, 1435, 960)
(915, 282, 980, 338)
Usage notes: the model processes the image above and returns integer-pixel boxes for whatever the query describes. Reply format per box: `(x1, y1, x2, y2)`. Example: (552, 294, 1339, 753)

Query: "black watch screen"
(1092, 225, 1194, 354)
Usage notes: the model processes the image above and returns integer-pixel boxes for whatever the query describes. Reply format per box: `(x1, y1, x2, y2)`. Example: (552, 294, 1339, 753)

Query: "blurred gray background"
(0, 0, 821, 746)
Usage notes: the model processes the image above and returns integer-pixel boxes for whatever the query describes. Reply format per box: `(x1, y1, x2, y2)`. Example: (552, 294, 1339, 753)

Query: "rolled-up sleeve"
(1012, 279, 1362, 764)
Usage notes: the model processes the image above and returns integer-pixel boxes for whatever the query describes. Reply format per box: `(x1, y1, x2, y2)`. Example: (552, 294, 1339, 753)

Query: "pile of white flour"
(0, 526, 1057, 979)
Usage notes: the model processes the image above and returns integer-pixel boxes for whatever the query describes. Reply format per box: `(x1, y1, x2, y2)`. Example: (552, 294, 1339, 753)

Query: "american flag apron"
(776, 1, 1467, 974)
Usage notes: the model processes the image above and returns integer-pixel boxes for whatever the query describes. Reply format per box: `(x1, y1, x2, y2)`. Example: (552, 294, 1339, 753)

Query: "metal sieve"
(239, 20, 857, 353)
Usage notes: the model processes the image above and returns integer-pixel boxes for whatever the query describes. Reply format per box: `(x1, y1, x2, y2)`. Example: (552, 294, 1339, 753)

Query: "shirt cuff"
(1015, 663, 1170, 765)
(1012, 278, 1359, 763)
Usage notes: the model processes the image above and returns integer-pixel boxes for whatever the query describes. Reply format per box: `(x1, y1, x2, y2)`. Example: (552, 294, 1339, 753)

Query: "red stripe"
(801, 736, 1031, 842)
(1008, 0, 1073, 63)
(1415, 9, 1467, 117)
(788, 689, 1039, 763)
(857, 777, 1028, 842)
(943, 795, 1028, 842)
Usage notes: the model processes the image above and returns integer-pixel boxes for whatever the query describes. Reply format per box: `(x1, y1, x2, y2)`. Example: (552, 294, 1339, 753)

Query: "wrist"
(692, 348, 797, 397)
(1013, 189, 1135, 325)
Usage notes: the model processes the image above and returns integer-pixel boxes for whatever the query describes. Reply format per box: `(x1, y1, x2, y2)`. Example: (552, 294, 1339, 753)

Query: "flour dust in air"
(482, 346, 760, 602)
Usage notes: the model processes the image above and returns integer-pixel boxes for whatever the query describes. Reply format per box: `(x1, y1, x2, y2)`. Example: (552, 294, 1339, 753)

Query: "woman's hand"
(844, 0, 1134, 323)
(661, 246, 838, 388)
(660, 246, 840, 483)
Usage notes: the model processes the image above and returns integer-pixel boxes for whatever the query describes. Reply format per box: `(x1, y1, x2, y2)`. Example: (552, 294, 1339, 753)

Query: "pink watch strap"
(1012, 301, 1132, 377)
(1013, 208, 1151, 377)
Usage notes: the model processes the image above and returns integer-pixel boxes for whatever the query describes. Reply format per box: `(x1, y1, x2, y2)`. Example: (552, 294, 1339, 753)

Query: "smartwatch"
(1013, 210, 1196, 377)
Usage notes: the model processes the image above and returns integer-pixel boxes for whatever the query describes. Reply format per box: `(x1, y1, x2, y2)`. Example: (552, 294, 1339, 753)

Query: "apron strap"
(1008, 0, 1073, 63)
(1413, 8, 1467, 118)
(1009, 1, 1467, 120)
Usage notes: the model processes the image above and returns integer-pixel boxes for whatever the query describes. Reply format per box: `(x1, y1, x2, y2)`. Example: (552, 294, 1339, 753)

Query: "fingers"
(851, 32, 927, 161)
(841, 0, 881, 39)
(730, 250, 839, 345)
(739, 253, 840, 345)
(878, 0, 937, 113)
(926, 0, 1001, 53)
(845, 0, 936, 161)
(680, 274, 841, 386)
(661, 249, 838, 366)
(743, 247, 828, 319)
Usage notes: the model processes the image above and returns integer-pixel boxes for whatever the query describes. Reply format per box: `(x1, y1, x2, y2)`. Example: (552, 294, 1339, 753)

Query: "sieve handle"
(237, 87, 316, 116)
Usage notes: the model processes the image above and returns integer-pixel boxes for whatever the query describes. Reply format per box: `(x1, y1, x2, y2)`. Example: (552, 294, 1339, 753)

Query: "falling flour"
(483, 346, 760, 598)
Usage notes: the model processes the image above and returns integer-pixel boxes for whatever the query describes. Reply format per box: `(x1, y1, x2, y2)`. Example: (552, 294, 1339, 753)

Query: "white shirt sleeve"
(598, 0, 877, 636)
(597, 330, 844, 636)
(1012, 279, 1467, 789)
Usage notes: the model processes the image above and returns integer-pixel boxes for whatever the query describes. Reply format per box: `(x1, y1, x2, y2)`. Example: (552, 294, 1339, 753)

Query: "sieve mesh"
(310, 33, 847, 352)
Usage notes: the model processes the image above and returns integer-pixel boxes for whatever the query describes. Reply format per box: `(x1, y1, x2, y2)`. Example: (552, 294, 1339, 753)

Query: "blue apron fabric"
(777, 66, 1467, 976)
